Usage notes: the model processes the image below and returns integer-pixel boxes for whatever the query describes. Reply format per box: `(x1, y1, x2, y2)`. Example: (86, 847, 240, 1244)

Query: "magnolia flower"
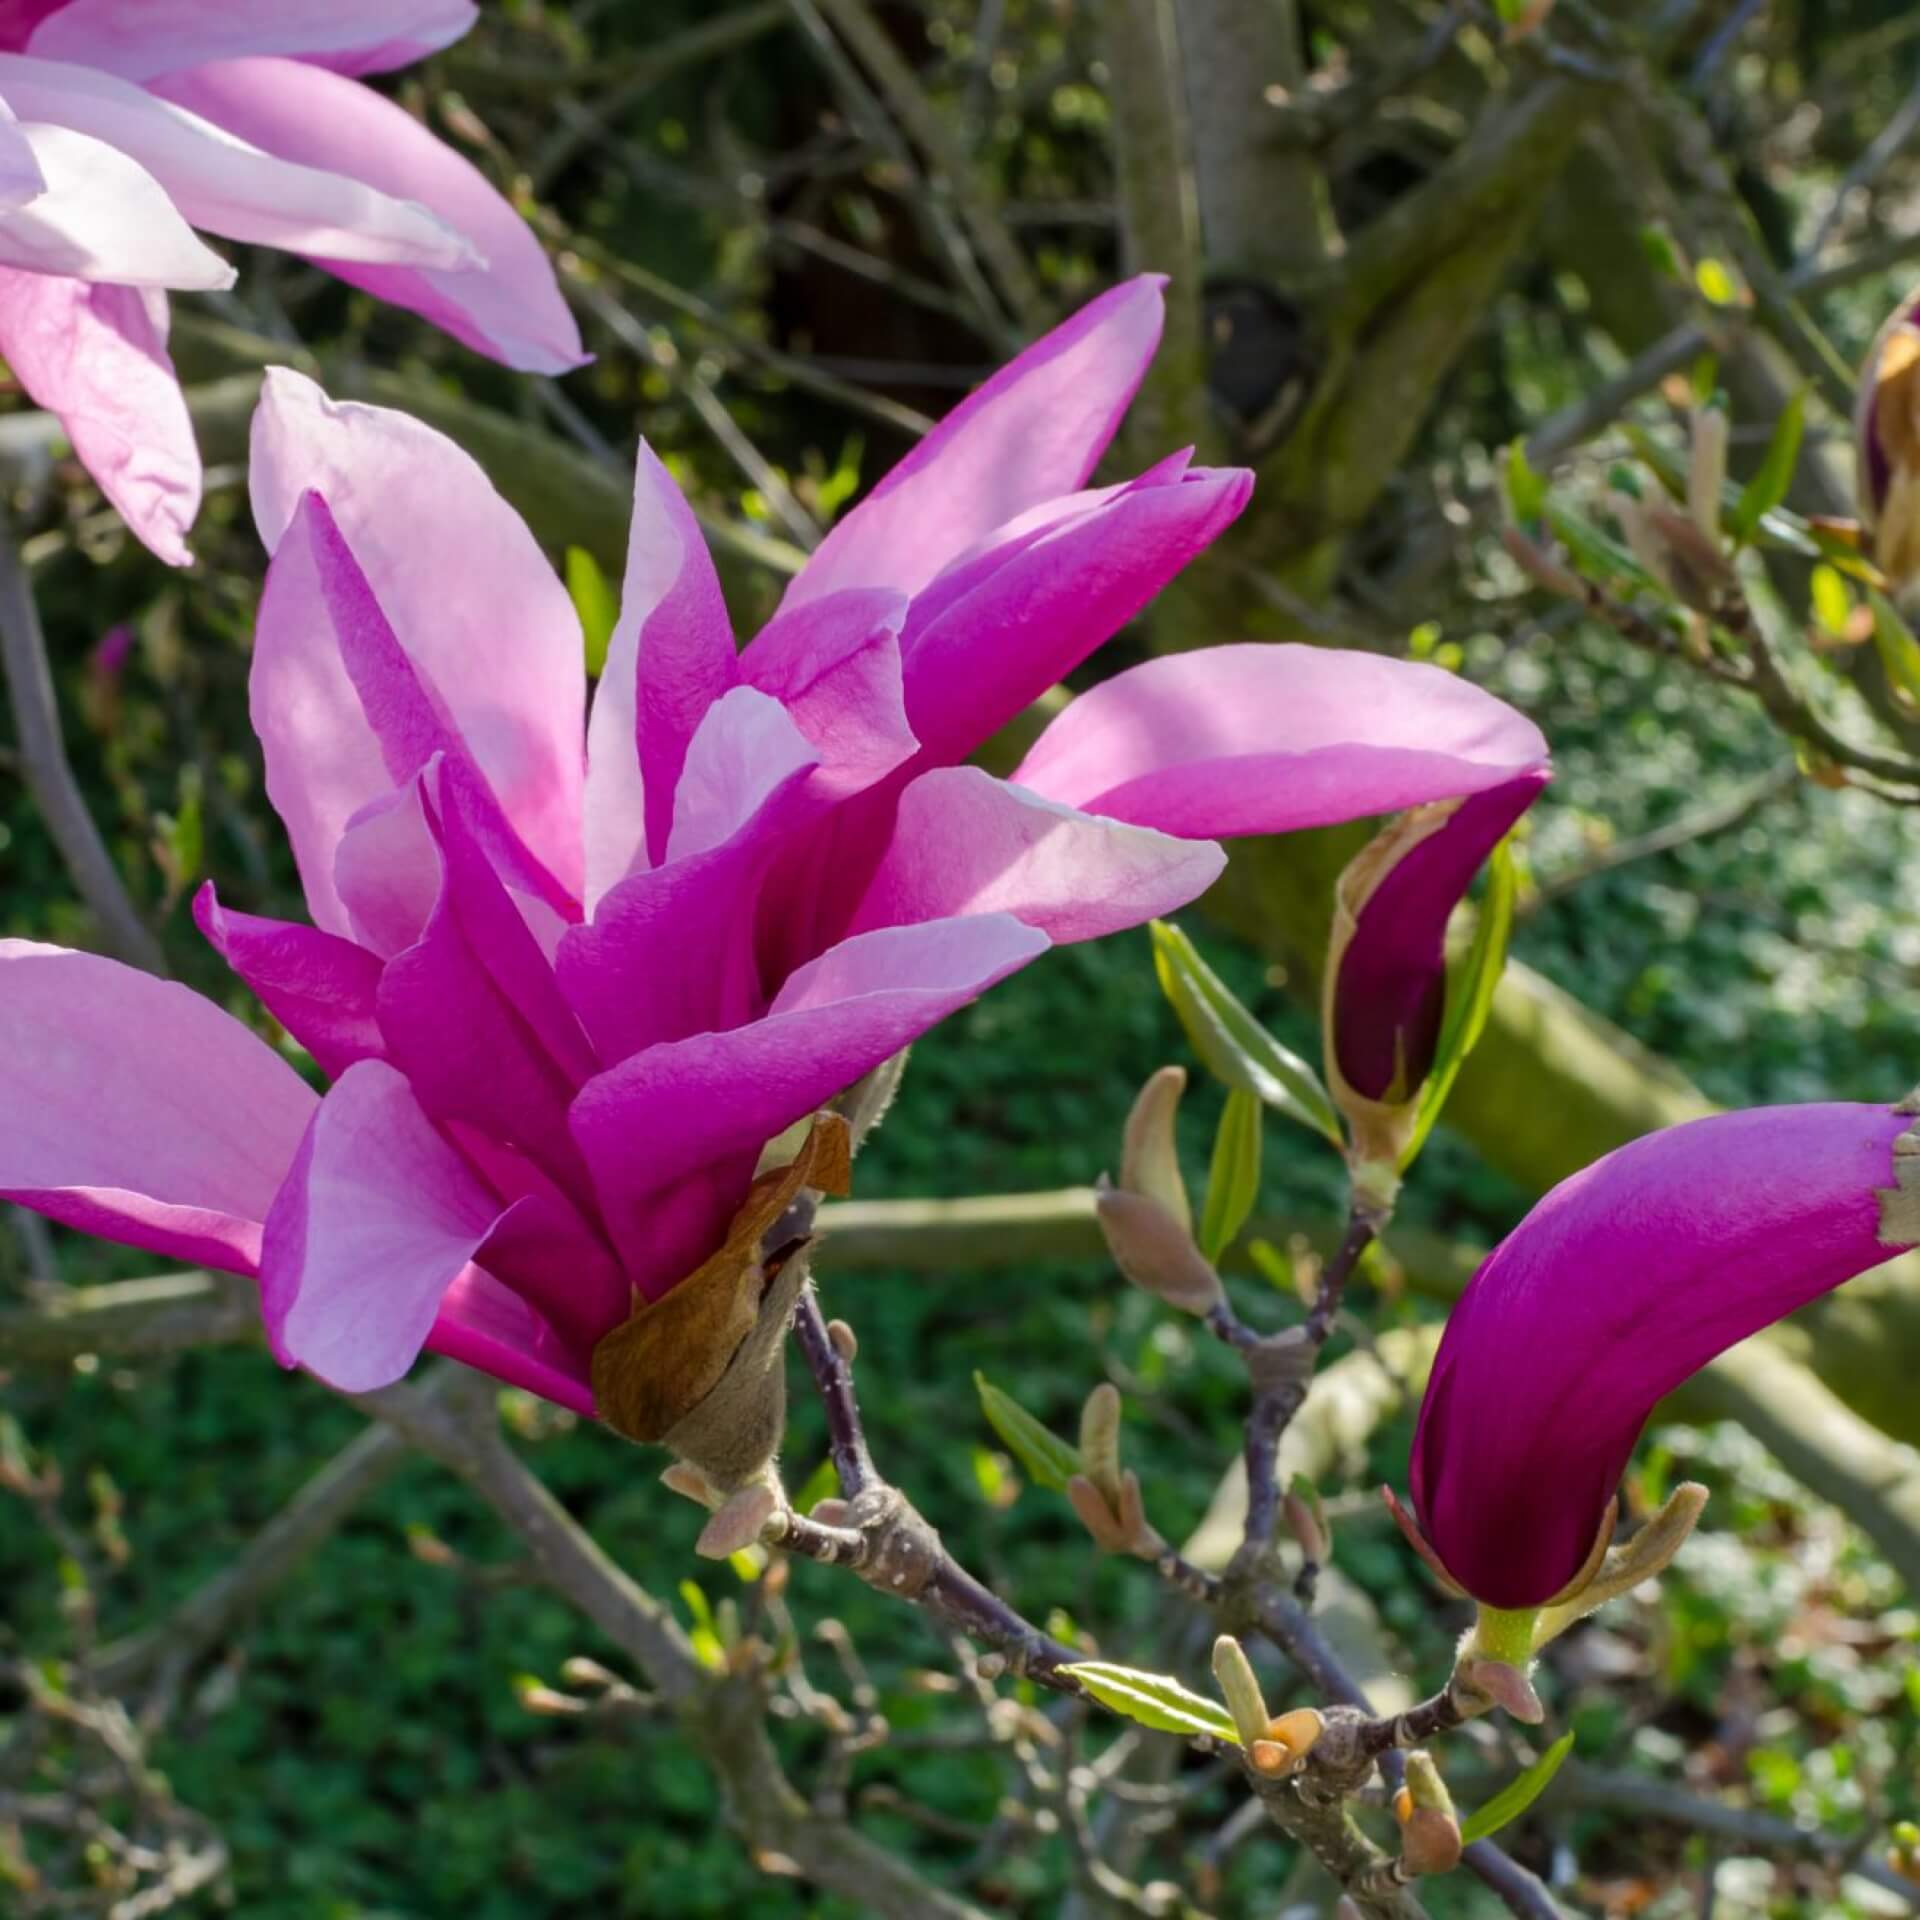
(0, 0, 581, 563)
(0, 278, 1543, 1441)
(1408, 1102, 1916, 1609)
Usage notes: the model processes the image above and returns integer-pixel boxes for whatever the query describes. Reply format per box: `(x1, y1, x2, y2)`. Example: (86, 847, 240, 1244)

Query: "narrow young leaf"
(1401, 838, 1518, 1170)
(974, 1372, 1080, 1492)
(1810, 563, 1852, 637)
(566, 544, 619, 679)
(1149, 923, 1343, 1144)
(1459, 1732, 1575, 1844)
(1064, 1661, 1243, 1745)
(1545, 503, 1665, 596)
(1199, 1089, 1262, 1263)
(1503, 439, 1547, 527)
(1728, 390, 1805, 544)
(1870, 589, 1920, 712)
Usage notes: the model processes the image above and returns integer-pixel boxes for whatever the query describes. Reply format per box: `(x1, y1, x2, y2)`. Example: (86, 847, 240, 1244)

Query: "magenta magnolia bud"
(1324, 767, 1546, 1151)
(1857, 301, 1920, 583)
(1410, 1103, 1916, 1608)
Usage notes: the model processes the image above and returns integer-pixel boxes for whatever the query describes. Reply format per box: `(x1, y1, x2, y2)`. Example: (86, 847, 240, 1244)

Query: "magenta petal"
(583, 442, 739, 896)
(150, 58, 586, 373)
(783, 274, 1166, 610)
(1332, 774, 1548, 1101)
(424, 1265, 596, 1417)
(1014, 644, 1550, 837)
(251, 372, 586, 902)
(194, 882, 383, 1079)
(0, 273, 199, 563)
(738, 587, 917, 802)
(900, 466, 1253, 766)
(852, 767, 1226, 943)
(27, 0, 477, 78)
(261, 1058, 502, 1391)
(570, 913, 1049, 1296)
(1410, 1104, 1914, 1608)
(0, 939, 316, 1275)
(474, 1190, 627, 1360)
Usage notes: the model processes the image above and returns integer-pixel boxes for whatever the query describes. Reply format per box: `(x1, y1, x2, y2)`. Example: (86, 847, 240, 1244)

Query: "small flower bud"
(1096, 1183, 1224, 1316)
(1078, 1382, 1124, 1504)
(1283, 1475, 1329, 1564)
(1066, 1472, 1133, 1553)
(696, 1483, 778, 1559)
(1688, 401, 1728, 539)
(1858, 303, 1920, 584)
(827, 1318, 858, 1363)
(1120, 1066, 1193, 1233)
(1401, 1749, 1456, 1819)
(1456, 1656, 1545, 1725)
(1399, 1805, 1464, 1877)
(1211, 1634, 1271, 1749)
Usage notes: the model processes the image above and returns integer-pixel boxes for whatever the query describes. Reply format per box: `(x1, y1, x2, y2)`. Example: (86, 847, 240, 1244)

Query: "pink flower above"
(0, 278, 1547, 1427)
(0, 0, 580, 563)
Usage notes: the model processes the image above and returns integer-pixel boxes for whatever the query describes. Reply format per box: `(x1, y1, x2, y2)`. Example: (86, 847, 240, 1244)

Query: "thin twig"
(0, 513, 164, 973)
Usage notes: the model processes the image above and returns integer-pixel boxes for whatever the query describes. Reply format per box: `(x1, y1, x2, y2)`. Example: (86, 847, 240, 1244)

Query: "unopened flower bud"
(1401, 1750, 1456, 1819)
(1609, 485, 1673, 591)
(1096, 1183, 1224, 1316)
(1079, 1382, 1124, 1504)
(1399, 1805, 1464, 1877)
(1121, 1066, 1193, 1233)
(1211, 1634, 1270, 1749)
(1858, 301, 1920, 584)
(1249, 1706, 1325, 1775)
(1688, 401, 1728, 540)
(1283, 1475, 1329, 1564)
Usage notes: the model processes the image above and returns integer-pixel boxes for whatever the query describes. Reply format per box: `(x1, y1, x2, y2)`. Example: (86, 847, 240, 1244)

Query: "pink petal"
(852, 767, 1225, 944)
(1412, 1104, 1912, 1607)
(666, 687, 819, 864)
(425, 1265, 597, 1417)
(0, 939, 316, 1275)
(0, 273, 199, 562)
(261, 1058, 503, 1391)
(150, 57, 586, 373)
(250, 373, 586, 902)
(0, 121, 230, 286)
(782, 275, 1166, 610)
(0, 52, 474, 265)
(194, 882, 384, 1079)
(738, 587, 917, 801)
(334, 776, 440, 958)
(474, 1190, 627, 1360)
(900, 465, 1253, 766)
(1013, 644, 1552, 838)
(569, 913, 1048, 1296)
(26, 0, 476, 78)
(583, 443, 739, 895)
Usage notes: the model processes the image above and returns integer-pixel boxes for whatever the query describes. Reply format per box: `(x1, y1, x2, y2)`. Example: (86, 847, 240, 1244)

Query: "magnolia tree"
(6, 4, 1920, 1918)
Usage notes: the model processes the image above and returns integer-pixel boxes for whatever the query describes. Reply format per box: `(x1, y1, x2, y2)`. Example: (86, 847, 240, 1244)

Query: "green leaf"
(1694, 256, 1739, 307)
(1149, 923, 1343, 1144)
(566, 544, 619, 678)
(1544, 503, 1665, 596)
(1401, 838, 1518, 1170)
(1064, 1662, 1243, 1745)
(1620, 424, 1687, 504)
(1637, 223, 1685, 283)
(1199, 1089, 1262, 1263)
(1869, 588, 1920, 711)
(1728, 390, 1805, 545)
(1503, 440, 1547, 527)
(1688, 355, 1719, 407)
(790, 1456, 839, 1515)
(1810, 563, 1851, 637)
(974, 1372, 1079, 1492)
(1459, 1732, 1575, 1844)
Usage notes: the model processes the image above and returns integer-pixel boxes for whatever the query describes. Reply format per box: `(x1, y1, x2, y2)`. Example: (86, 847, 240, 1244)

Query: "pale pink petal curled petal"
(666, 687, 819, 863)
(738, 587, 917, 801)
(260, 1058, 502, 1391)
(900, 466, 1254, 766)
(570, 913, 1049, 1296)
(0, 122, 228, 285)
(0, 939, 316, 1274)
(852, 767, 1226, 944)
(0, 273, 199, 563)
(0, 54, 473, 265)
(1411, 1104, 1913, 1608)
(1013, 644, 1552, 837)
(334, 777, 441, 958)
(583, 443, 739, 893)
(251, 373, 587, 900)
(0, 97, 45, 202)
(26, 0, 476, 78)
(194, 882, 384, 1079)
(783, 274, 1166, 609)
(151, 58, 587, 373)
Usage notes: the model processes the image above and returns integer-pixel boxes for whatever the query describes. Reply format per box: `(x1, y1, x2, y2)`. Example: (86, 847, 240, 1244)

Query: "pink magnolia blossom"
(0, 0, 581, 564)
(0, 278, 1545, 1422)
